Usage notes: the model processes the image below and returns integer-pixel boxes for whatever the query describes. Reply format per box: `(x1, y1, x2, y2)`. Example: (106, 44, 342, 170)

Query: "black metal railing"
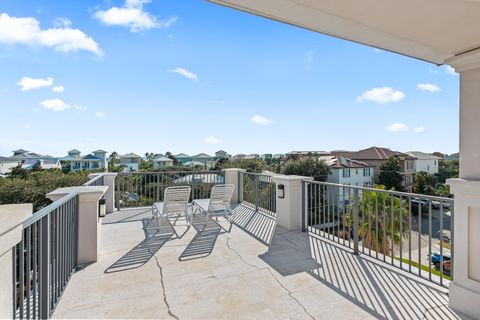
(303, 180, 454, 288)
(115, 171, 225, 208)
(239, 172, 276, 215)
(12, 193, 79, 319)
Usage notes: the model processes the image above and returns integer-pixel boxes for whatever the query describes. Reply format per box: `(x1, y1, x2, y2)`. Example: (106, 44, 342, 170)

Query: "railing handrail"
(118, 170, 223, 175)
(239, 172, 274, 177)
(22, 192, 79, 228)
(83, 174, 104, 186)
(304, 180, 453, 202)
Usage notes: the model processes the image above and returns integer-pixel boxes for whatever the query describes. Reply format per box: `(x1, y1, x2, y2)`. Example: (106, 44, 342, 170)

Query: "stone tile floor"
(52, 205, 466, 319)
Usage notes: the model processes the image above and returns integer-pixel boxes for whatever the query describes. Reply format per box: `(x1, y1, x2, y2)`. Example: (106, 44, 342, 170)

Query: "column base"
(449, 282, 480, 319)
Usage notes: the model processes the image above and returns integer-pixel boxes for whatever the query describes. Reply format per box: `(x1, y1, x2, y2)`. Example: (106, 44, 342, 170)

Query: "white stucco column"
(0, 204, 32, 319)
(272, 175, 312, 231)
(223, 168, 246, 203)
(48, 186, 107, 265)
(446, 49, 480, 319)
(88, 173, 117, 213)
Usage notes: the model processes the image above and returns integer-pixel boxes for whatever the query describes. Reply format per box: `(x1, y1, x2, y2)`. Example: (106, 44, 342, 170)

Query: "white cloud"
(51, 85, 64, 93)
(170, 67, 198, 82)
(356, 87, 405, 104)
(386, 123, 409, 132)
(444, 65, 457, 75)
(74, 105, 87, 111)
(40, 98, 70, 111)
(417, 83, 440, 93)
(204, 136, 219, 144)
(95, 0, 177, 32)
(413, 126, 426, 133)
(95, 111, 107, 118)
(373, 48, 382, 53)
(53, 17, 72, 28)
(251, 114, 273, 125)
(0, 13, 101, 56)
(17, 76, 53, 91)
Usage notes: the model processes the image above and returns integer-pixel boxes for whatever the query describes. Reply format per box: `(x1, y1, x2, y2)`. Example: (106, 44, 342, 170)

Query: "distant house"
(432, 152, 445, 160)
(232, 154, 246, 160)
(117, 153, 142, 172)
(175, 153, 192, 165)
(319, 155, 374, 187)
(192, 153, 214, 168)
(445, 153, 459, 161)
(60, 149, 107, 172)
(243, 154, 259, 160)
(406, 151, 441, 175)
(286, 151, 329, 160)
(215, 150, 229, 159)
(7, 149, 62, 171)
(331, 147, 416, 192)
(153, 156, 174, 169)
(272, 154, 284, 160)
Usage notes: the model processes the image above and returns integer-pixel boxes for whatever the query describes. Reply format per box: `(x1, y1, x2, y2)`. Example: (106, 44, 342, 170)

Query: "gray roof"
(68, 149, 81, 153)
(193, 153, 212, 158)
(92, 150, 107, 153)
(175, 153, 191, 158)
(154, 156, 173, 162)
(121, 153, 141, 158)
(406, 151, 442, 160)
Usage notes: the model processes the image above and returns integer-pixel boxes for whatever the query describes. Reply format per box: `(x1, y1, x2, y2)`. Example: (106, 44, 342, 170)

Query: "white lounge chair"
(193, 184, 235, 233)
(152, 186, 192, 238)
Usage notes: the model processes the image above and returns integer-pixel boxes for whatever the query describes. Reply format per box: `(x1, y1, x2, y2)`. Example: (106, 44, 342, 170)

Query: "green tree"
(165, 151, 179, 165)
(412, 171, 437, 195)
(31, 160, 42, 172)
(435, 183, 452, 198)
(379, 157, 403, 190)
(141, 152, 155, 171)
(108, 151, 124, 172)
(7, 163, 28, 179)
(219, 159, 266, 173)
(344, 185, 409, 256)
(436, 160, 458, 183)
(280, 157, 331, 181)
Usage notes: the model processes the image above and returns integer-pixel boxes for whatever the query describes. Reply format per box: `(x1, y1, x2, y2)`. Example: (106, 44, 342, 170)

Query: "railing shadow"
(230, 204, 276, 245)
(179, 214, 222, 261)
(260, 229, 461, 320)
(105, 217, 173, 273)
(102, 208, 152, 225)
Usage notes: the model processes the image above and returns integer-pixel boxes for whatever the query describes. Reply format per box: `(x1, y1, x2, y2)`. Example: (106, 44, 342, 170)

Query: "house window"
(363, 168, 370, 176)
(343, 168, 350, 178)
(434, 160, 437, 165)
(355, 169, 359, 174)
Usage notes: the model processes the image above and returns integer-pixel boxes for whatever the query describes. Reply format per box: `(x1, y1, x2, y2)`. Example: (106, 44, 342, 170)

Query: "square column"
(446, 49, 480, 319)
(48, 186, 107, 265)
(223, 168, 246, 203)
(272, 175, 312, 231)
(88, 173, 118, 213)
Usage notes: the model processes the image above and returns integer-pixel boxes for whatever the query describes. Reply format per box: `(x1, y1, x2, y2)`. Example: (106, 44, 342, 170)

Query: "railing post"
(302, 181, 307, 232)
(255, 175, 259, 212)
(353, 188, 359, 255)
(222, 169, 246, 204)
(39, 214, 51, 319)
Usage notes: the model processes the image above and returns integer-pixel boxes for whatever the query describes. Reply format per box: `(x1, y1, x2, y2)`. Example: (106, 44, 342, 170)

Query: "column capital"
(445, 48, 480, 73)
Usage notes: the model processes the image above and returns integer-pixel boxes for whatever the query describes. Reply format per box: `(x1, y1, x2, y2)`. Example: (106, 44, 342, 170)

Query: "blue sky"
(0, 0, 459, 157)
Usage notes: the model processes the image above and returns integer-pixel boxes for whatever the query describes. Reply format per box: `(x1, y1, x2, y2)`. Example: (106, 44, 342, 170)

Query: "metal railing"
(239, 172, 276, 215)
(115, 171, 225, 209)
(303, 180, 454, 288)
(12, 193, 79, 319)
(83, 175, 104, 186)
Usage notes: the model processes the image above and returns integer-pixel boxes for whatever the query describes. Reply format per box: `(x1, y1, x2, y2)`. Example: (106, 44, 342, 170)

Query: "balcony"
(50, 204, 457, 319)
(4, 171, 462, 320)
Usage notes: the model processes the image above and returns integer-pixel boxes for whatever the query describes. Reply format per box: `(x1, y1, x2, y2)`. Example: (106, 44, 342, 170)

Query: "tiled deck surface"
(53, 205, 465, 320)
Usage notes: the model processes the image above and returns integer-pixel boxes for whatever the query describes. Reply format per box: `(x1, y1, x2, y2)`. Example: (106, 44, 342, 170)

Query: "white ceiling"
(208, 0, 480, 65)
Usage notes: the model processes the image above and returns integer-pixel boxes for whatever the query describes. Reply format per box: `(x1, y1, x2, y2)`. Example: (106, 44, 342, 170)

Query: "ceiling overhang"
(208, 0, 480, 65)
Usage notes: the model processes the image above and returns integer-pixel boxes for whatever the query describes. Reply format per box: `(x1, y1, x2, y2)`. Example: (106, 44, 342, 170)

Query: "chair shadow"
(102, 208, 152, 225)
(178, 213, 222, 261)
(105, 217, 174, 273)
(260, 229, 462, 320)
(230, 204, 276, 245)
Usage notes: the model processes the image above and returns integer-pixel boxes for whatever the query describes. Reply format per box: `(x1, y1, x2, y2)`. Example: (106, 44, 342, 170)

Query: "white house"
(60, 149, 107, 172)
(117, 153, 142, 172)
(406, 151, 441, 175)
(0, 157, 20, 176)
(153, 156, 174, 169)
(320, 155, 374, 188)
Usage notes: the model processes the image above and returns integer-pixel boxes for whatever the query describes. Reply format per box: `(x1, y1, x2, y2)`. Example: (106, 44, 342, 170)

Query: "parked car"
(430, 252, 451, 268)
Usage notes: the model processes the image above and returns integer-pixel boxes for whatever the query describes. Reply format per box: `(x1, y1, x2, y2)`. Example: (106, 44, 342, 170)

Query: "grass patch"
(394, 257, 451, 281)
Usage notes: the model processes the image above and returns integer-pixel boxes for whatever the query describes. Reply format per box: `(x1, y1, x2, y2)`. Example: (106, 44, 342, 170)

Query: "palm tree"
(344, 185, 409, 256)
